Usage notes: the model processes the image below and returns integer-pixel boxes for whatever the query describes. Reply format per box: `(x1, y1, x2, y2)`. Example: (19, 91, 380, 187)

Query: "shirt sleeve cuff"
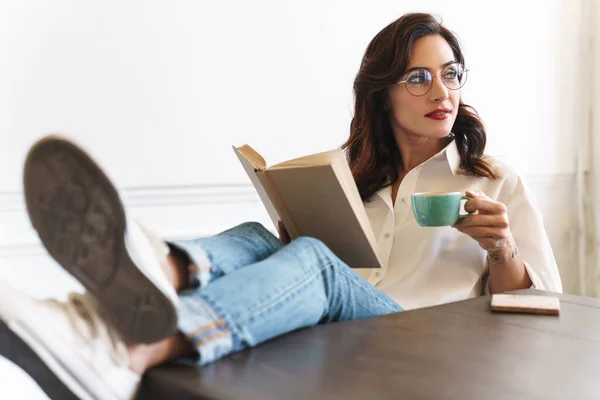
(522, 260, 544, 289)
(484, 260, 540, 295)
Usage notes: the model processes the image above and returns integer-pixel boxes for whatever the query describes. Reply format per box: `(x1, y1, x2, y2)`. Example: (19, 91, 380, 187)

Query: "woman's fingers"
(464, 197, 507, 215)
(453, 214, 508, 230)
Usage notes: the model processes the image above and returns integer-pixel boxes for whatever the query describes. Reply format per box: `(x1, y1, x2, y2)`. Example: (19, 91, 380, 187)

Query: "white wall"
(0, 0, 587, 297)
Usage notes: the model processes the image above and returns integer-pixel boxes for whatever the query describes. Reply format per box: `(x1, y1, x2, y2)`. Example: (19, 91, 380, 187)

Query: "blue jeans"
(170, 222, 402, 366)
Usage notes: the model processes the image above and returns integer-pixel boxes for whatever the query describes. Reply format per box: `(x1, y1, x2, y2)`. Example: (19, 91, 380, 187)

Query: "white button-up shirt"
(355, 139, 563, 310)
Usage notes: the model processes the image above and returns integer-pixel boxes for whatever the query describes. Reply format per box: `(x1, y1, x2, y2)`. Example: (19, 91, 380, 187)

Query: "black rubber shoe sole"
(23, 137, 177, 344)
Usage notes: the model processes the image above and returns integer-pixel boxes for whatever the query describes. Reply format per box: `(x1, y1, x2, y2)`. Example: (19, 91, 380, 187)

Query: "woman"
(0, 12, 561, 400)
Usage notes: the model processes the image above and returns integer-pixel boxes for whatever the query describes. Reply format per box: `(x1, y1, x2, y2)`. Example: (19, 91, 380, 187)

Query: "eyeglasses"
(396, 62, 468, 96)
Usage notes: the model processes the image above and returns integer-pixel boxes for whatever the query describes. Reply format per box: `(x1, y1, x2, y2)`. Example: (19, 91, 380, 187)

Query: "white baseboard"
(0, 183, 258, 213)
(0, 183, 266, 259)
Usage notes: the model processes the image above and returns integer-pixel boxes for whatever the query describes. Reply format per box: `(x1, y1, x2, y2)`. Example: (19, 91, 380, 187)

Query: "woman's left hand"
(452, 190, 514, 254)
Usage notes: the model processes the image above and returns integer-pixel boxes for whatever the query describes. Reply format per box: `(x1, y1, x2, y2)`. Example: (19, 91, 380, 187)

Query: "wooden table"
(3, 289, 600, 399)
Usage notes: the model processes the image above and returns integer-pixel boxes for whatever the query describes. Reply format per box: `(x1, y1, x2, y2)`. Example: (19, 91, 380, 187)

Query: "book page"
(233, 144, 267, 170)
(269, 148, 343, 169)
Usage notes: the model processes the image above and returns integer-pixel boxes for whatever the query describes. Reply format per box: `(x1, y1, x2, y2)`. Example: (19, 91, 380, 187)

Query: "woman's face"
(386, 34, 462, 140)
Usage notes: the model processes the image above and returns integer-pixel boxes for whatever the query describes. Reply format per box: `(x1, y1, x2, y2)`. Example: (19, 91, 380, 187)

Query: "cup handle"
(457, 195, 474, 220)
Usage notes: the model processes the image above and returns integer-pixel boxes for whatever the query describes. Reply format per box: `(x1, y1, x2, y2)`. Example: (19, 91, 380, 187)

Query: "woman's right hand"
(278, 220, 291, 244)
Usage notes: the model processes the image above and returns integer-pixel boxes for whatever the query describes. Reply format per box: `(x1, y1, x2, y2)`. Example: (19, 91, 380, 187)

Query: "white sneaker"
(0, 280, 141, 400)
(23, 135, 178, 344)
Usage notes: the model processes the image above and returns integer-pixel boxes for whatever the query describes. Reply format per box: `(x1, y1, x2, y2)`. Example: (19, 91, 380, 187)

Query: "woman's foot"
(127, 332, 196, 374)
(23, 135, 179, 344)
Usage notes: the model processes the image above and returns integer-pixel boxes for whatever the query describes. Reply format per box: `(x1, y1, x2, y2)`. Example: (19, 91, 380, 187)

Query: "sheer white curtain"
(582, 0, 600, 296)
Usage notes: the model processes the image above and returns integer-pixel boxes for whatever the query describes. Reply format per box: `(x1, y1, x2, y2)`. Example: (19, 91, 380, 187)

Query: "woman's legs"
(132, 236, 402, 371)
(168, 221, 284, 290)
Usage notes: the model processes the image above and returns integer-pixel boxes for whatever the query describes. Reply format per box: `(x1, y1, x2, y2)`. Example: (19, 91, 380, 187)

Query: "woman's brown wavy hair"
(342, 13, 499, 201)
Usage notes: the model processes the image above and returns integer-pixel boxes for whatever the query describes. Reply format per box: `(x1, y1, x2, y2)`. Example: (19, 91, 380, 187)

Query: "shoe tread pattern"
(23, 138, 176, 343)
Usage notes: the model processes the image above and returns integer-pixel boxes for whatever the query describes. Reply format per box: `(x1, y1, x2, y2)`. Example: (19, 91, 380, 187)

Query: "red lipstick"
(425, 108, 451, 120)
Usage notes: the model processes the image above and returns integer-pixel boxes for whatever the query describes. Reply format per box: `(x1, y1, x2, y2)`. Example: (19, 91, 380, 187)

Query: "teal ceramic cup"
(411, 192, 473, 227)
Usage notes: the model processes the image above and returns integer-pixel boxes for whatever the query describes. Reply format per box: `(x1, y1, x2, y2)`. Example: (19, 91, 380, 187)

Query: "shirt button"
(401, 197, 407, 204)
(384, 233, 391, 239)
(375, 272, 381, 277)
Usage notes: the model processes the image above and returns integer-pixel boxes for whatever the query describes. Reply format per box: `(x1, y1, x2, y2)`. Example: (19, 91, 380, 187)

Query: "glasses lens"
(404, 69, 432, 96)
(442, 63, 467, 90)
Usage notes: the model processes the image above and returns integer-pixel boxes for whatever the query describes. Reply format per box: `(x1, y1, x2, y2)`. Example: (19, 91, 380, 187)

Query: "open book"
(233, 144, 381, 269)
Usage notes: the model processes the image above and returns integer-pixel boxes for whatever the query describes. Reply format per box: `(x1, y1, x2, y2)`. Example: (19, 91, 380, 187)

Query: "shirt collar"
(372, 138, 461, 204)
(444, 138, 461, 176)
